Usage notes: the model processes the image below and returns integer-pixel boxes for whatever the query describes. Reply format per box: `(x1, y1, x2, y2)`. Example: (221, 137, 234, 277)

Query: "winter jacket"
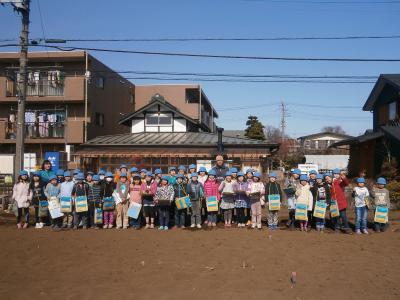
(30, 181, 45, 206)
(295, 184, 313, 211)
(174, 182, 188, 199)
(246, 181, 265, 197)
(129, 184, 142, 204)
(44, 183, 61, 200)
(311, 182, 332, 205)
(219, 180, 236, 201)
(140, 181, 158, 201)
(370, 187, 390, 208)
(331, 177, 349, 210)
(233, 181, 249, 202)
(100, 181, 116, 198)
(72, 182, 89, 198)
(211, 164, 229, 183)
(186, 181, 204, 201)
(198, 175, 208, 186)
(154, 185, 174, 203)
(12, 181, 32, 208)
(87, 182, 102, 204)
(203, 180, 221, 201)
(39, 169, 55, 184)
(60, 181, 74, 198)
(265, 182, 283, 200)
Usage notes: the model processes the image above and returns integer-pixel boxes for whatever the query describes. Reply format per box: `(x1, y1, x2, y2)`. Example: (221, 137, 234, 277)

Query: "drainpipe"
(84, 51, 88, 142)
(217, 126, 224, 154)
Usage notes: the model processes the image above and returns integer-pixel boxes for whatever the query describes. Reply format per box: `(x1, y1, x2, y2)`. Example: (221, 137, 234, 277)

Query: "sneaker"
(40, 222, 45, 228)
(145, 224, 150, 229)
(150, 224, 154, 229)
(159, 226, 164, 230)
(116, 226, 122, 230)
(122, 226, 128, 230)
(251, 224, 256, 229)
(164, 226, 169, 231)
(35, 223, 41, 229)
(246, 220, 252, 226)
(212, 223, 217, 227)
(362, 229, 369, 235)
(103, 224, 108, 229)
(257, 224, 262, 230)
(73, 226, 78, 230)
(108, 225, 113, 229)
(190, 224, 196, 228)
(196, 224, 202, 229)
(171, 226, 178, 230)
(355, 229, 361, 234)
(17, 223, 22, 229)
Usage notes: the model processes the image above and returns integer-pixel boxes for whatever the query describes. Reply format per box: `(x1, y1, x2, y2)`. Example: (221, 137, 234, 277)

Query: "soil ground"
(0, 209, 399, 300)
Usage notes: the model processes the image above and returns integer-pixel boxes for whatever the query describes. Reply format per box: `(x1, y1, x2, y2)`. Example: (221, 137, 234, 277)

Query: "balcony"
(0, 119, 84, 144)
(1, 76, 85, 102)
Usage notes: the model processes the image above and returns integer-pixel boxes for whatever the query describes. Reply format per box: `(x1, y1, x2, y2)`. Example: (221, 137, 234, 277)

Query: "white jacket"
(12, 181, 32, 208)
(295, 184, 313, 211)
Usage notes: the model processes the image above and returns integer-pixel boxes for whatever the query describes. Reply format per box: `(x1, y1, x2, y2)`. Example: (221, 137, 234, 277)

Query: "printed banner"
(295, 203, 308, 221)
(60, 196, 72, 213)
(374, 206, 389, 224)
(75, 196, 88, 213)
(175, 196, 192, 210)
(38, 200, 48, 217)
(103, 197, 115, 211)
(127, 202, 142, 219)
(268, 194, 281, 211)
(206, 196, 218, 212)
(48, 198, 63, 219)
(94, 208, 103, 224)
(313, 200, 327, 219)
(330, 200, 340, 218)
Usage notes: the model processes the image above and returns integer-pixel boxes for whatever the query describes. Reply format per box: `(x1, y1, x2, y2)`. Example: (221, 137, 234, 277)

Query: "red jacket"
(332, 177, 349, 210)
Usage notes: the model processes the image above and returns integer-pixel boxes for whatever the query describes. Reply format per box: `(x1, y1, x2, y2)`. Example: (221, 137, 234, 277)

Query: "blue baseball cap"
(237, 172, 245, 177)
(86, 171, 94, 176)
(105, 172, 113, 178)
(269, 172, 277, 178)
(140, 169, 147, 173)
(176, 173, 185, 179)
(357, 177, 365, 183)
(56, 169, 64, 176)
(253, 172, 261, 178)
(178, 165, 186, 171)
(154, 168, 162, 175)
(120, 172, 127, 178)
(198, 167, 207, 173)
(376, 177, 387, 185)
(169, 166, 177, 172)
(98, 169, 106, 175)
(161, 175, 169, 182)
(191, 172, 199, 178)
(132, 173, 140, 179)
(208, 170, 216, 176)
(225, 171, 232, 177)
(130, 167, 138, 173)
(309, 170, 317, 175)
(76, 173, 85, 181)
(189, 164, 196, 170)
(146, 171, 153, 177)
(292, 169, 301, 175)
(93, 175, 100, 181)
(246, 168, 253, 174)
(64, 171, 72, 177)
(19, 170, 28, 176)
(230, 167, 238, 173)
(120, 164, 128, 170)
(316, 174, 323, 180)
(73, 168, 81, 175)
(32, 171, 40, 177)
(333, 168, 341, 174)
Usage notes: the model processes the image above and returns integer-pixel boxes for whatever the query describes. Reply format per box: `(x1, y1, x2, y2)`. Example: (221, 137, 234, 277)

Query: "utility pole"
(280, 100, 288, 142)
(1, 0, 30, 180)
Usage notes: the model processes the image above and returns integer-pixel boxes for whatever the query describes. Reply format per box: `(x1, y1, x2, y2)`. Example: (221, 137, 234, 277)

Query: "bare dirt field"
(0, 210, 399, 300)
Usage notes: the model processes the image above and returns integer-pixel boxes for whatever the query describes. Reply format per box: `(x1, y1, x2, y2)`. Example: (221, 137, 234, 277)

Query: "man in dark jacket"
(211, 155, 229, 183)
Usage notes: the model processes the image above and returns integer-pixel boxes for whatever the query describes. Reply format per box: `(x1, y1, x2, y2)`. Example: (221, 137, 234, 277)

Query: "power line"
(1, 43, 399, 62)
(23, 34, 400, 42)
(245, 0, 400, 3)
(216, 102, 361, 112)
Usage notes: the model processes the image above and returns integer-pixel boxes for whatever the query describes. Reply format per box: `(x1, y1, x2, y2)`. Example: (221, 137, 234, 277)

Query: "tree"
(322, 126, 346, 135)
(245, 115, 266, 140)
(264, 125, 281, 143)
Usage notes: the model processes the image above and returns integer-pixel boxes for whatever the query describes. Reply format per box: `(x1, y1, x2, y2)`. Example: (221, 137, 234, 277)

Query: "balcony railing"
(6, 121, 65, 139)
(6, 80, 64, 97)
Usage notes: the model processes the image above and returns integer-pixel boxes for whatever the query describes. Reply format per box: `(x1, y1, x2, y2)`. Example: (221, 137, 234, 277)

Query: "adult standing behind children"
(39, 160, 55, 184)
(211, 155, 229, 183)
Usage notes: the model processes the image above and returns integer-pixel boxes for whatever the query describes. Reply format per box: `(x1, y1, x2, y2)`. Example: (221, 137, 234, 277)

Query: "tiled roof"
(84, 132, 277, 147)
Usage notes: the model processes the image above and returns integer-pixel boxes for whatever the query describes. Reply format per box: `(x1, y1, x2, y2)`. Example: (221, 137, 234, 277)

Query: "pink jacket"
(203, 180, 221, 201)
(140, 181, 157, 197)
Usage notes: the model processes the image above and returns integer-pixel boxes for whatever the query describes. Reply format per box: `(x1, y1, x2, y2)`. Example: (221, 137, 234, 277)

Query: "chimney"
(217, 126, 224, 153)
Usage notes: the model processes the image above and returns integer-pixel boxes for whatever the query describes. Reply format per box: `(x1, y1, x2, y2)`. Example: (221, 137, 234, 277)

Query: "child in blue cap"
(265, 172, 283, 230)
(173, 173, 188, 229)
(30, 171, 46, 229)
(155, 176, 175, 230)
(219, 171, 236, 228)
(371, 177, 390, 232)
(12, 170, 32, 229)
(284, 169, 301, 229)
(295, 174, 313, 232)
(352, 177, 370, 234)
(44, 175, 62, 230)
(311, 174, 331, 232)
(60, 171, 75, 229)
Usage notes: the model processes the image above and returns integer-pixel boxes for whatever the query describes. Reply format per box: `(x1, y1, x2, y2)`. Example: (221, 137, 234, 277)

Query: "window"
(389, 101, 397, 120)
(145, 113, 172, 126)
(185, 88, 200, 103)
(95, 113, 104, 127)
(96, 77, 104, 89)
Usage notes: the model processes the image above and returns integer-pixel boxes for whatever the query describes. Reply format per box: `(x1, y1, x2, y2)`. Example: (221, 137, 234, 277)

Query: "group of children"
(11, 162, 391, 233)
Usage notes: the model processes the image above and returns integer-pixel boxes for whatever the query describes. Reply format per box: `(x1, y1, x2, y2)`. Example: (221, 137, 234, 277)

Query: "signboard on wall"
(196, 160, 212, 171)
(45, 152, 60, 171)
(298, 164, 319, 175)
(0, 155, 14, 174)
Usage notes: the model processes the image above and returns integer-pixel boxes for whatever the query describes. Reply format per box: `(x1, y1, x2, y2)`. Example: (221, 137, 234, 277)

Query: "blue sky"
(1, 0, 400, 137)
